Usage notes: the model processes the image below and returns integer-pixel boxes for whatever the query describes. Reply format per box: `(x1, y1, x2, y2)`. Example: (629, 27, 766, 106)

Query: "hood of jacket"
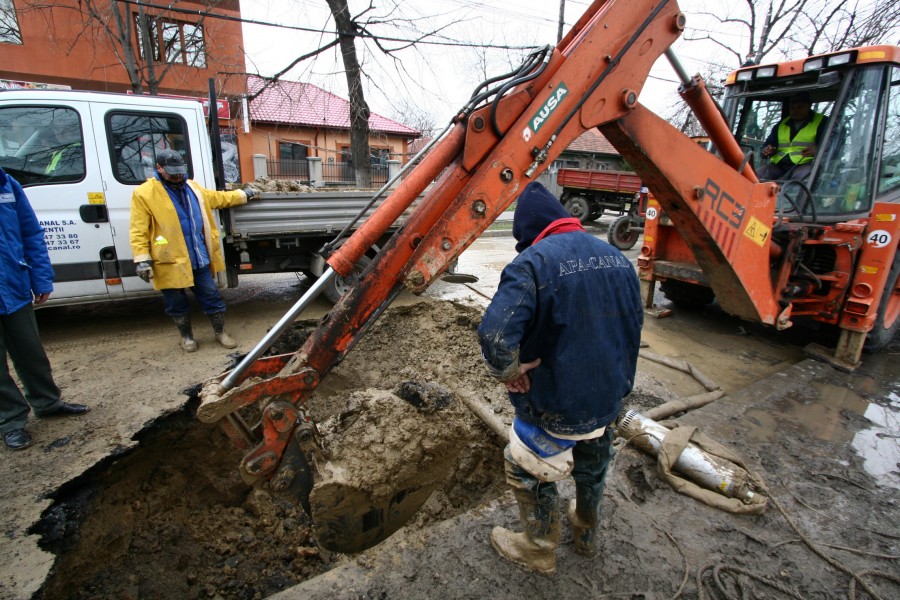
(512, 182, 571, 253)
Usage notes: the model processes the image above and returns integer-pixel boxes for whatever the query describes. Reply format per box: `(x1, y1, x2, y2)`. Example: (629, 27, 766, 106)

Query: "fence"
(265, 158, 310, 181)
(254, 155, 400, 188)
(263, 158, 390, 186)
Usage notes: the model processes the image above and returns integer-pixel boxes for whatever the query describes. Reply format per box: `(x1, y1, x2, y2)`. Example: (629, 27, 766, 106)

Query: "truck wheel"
(608, 215, 639, 250)
(660, 280, 715, 308)
(323, 256, 372, 304)
(563, 196, 592, 224)
(865, 254, 900, 352)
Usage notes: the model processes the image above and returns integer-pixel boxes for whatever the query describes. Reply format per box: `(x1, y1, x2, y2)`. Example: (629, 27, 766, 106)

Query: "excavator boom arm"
(200, 0, 793, 553)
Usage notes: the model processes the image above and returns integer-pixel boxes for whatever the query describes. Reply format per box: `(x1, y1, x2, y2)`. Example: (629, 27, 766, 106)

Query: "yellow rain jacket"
(129, 178, 248, 290)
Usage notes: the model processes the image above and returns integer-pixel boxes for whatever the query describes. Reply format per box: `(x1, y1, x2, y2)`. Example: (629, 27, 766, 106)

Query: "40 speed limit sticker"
(867, 230, 893, 248)
(645, 207, 659, 220)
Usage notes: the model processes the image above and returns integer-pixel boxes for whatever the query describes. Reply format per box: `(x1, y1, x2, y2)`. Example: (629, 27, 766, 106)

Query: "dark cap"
(156, 149, 187, 175)
(789, 91, 812, 105)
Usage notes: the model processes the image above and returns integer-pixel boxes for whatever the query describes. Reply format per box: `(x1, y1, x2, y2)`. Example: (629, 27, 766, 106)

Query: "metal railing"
(266, 158, 310, 181)
(264, 159, 391, 186)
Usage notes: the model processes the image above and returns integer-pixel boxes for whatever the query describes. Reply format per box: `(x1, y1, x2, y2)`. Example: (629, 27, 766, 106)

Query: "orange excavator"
(198, 0, 899, 553)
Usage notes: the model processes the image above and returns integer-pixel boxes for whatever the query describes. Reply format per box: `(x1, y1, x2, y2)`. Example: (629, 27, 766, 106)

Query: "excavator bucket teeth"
(310, 480, 440, 554)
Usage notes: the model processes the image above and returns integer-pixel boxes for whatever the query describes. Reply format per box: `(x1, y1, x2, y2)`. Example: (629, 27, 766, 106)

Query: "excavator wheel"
(865, 254, 900, 352)
(660, 279, 715, 308)
(607, 215, 639, 250)
(563, 195, 592, 224)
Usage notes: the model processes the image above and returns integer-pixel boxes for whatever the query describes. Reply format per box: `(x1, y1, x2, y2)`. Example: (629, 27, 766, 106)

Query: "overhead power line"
(116, 0, 539, 51)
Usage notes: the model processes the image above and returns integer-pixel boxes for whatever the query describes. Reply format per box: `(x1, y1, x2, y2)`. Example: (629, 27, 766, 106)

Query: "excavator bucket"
(211, 376, 469, 554)
(310, 474, 444, 553)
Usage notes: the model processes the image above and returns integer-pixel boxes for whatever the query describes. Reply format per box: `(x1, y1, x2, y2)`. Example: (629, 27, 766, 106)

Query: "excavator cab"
(641, 45, 899, 367)
(724, 48, 900, 222)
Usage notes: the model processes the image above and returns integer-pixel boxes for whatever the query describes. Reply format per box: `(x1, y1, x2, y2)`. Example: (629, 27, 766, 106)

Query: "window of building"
(279, 142, 308, 161)
(107, 112, 189, 184)
(0, 106, 85, 186)
(1, 0, 22, 45)
(135, 15, 206, 68)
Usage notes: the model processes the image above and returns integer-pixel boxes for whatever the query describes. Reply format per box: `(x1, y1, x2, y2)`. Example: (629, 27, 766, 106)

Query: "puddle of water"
(850, 390, 900, 490)
(745, 377, 899, 490)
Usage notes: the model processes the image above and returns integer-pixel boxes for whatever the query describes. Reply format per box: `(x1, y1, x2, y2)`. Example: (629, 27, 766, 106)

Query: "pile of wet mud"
(245, 178, 314, 193)
(33, 301, 512, 599)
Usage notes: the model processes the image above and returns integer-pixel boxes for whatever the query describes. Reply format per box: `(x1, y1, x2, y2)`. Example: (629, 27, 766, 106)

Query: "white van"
(0, 90, 217, 306)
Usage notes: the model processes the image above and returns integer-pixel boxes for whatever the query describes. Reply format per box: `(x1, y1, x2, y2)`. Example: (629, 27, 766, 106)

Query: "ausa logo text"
(522, 82, 569, 142)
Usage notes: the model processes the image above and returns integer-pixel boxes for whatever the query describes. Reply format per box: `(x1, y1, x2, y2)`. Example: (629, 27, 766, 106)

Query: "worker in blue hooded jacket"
(478, 181, 643, 574)
(0, 167, 90, 451)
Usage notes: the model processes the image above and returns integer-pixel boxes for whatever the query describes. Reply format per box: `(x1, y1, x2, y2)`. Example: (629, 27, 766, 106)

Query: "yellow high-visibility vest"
(771, 113, 823, 165)
(45, 143, 82, 174)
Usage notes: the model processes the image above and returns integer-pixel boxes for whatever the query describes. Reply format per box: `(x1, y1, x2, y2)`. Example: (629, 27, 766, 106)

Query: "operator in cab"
(477, 182, 643, 574)
(759, 92, 828, 181)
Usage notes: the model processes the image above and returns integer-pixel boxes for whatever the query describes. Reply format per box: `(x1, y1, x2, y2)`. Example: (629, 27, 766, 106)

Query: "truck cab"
(0, 90, 215, 306)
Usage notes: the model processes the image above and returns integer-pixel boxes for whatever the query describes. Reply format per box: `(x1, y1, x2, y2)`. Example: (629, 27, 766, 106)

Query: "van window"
(0, 106, 86, 186)
(108, 112, 190, 184)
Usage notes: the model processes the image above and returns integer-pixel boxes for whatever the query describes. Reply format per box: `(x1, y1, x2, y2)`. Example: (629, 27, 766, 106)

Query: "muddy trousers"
(501, 428, 615, 560)
(568, 429, 616, 555)
(0, 304, 62, 434)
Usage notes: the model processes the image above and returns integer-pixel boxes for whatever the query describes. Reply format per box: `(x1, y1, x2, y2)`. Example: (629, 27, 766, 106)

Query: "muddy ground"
(0, 233, 897, 600)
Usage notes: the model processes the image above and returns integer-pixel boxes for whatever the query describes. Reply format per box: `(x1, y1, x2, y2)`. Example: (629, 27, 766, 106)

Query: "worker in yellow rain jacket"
(129, 149, 256, 352)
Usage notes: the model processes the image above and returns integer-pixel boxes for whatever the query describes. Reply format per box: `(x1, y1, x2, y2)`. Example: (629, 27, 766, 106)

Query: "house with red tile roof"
(246, 75, 421, 183)
(555, 128, 628, 171)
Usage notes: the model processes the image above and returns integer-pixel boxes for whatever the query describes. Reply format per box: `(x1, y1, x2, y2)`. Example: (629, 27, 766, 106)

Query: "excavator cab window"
(807, 64, 887, 218)
(876, 66, 900, 197)
(731, 99, 783, 171)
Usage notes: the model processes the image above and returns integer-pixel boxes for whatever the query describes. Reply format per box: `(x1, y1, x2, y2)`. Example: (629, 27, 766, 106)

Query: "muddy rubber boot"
(567, 498, 598, 558)
(209, 312, 237, 349)
(173, 315, 198, 352)
(491, 461, 560, 575)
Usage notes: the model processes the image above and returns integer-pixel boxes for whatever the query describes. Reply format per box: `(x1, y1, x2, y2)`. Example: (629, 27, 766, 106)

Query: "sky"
(236, 0, 888, 131)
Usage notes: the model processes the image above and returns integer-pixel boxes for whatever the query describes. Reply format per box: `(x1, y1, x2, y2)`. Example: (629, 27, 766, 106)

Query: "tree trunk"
(326, 0, 372, 188)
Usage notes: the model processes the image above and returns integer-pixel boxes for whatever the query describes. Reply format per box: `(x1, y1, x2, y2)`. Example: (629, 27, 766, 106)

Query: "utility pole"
(557, 0, 566, 43)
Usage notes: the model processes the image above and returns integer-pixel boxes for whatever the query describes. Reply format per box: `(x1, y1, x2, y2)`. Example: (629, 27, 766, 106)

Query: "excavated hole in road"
(32, 300, 512, 600)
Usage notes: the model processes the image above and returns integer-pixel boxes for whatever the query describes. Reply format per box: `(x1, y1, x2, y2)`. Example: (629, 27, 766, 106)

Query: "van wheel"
(323, 256, 372, 304)
(563, 196, 592, 224)
(607, 215, 639, 250)
(660, 279, 715, 308)
(865, 254, 900, 352)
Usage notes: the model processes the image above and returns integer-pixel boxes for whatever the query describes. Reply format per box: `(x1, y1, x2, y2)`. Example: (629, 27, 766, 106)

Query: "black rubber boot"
(567, 493, 599, 557)
(208, 312, 237, 349)
(172, 315, 198, 352)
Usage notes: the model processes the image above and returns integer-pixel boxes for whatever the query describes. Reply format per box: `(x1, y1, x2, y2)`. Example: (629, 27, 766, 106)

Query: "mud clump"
(245, 177, 313, 193)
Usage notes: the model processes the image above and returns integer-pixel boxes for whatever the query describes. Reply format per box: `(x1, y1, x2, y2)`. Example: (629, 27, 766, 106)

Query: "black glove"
(136, 261, 154, 283)
(244, 187, 257, 201)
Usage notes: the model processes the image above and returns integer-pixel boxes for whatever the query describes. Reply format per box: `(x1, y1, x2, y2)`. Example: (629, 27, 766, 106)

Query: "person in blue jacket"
(0, 167, 90, 451)
(478, 182, 643, 574)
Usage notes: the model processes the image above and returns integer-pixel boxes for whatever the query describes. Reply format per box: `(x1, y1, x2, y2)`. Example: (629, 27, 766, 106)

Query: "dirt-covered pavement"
(0, 227, 897, 600)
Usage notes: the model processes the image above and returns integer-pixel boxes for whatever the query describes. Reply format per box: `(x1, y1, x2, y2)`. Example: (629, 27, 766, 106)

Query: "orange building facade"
(0, 0, 253, 180)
